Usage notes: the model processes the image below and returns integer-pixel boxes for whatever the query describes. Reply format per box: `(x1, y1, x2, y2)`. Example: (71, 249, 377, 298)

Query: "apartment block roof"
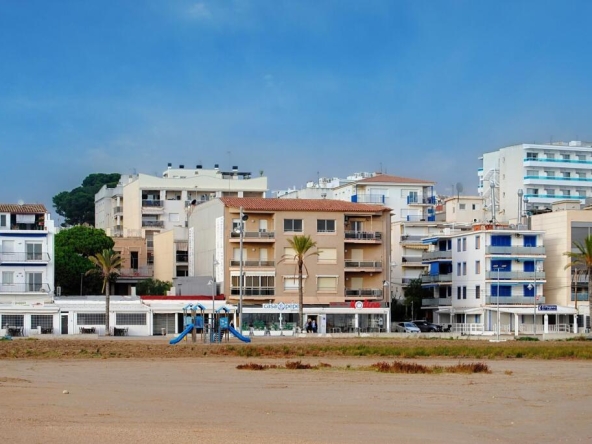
(220, 197, 389, 213)
(356, 173, 434, 185)
(0, 203, 47, 214)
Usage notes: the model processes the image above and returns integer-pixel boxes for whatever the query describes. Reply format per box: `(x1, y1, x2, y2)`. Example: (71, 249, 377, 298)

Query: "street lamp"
(527, 264, 541, 336)
(235, 207, 248, 330)
(492, 263, 507, 341)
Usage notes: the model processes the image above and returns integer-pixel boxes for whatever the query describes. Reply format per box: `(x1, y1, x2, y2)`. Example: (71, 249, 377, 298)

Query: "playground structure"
(169, 304, 251, 345)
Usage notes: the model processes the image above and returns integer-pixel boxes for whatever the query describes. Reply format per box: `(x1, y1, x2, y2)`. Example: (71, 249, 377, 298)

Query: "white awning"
(436, 307, 484, 314)
(495, 306, 577, 315)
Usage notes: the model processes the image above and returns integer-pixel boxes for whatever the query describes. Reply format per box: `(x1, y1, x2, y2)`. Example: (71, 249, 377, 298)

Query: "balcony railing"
(114, 206, 123, 214)
(142, 200, 163, 207)
(230, 260, 275, 267)
(485, 296, 546, 305)
(0, 252, 51, 263)
(571, 293, 589, 302)
(176, 253, 189, 263)
(344, 231, 382, 241)
(351, 194, 385, 204)
(421, 274, 453, 283)
(230, 231, 275, 239)
(230, 287, 275, 296)
(0, 283, 52, 293)
(119, 267, 154, 277)
(422, 297, 451, 307)
(422, 250, 452, 261)
(344, 288, 383, 298)
(142, 220, 164, 228)
(485, 271, 546, 280)
(485, 246, 546, 255)
(400, 234, 425, 242)
(344, 260, 382, 269)
(407, 196, 436, 205)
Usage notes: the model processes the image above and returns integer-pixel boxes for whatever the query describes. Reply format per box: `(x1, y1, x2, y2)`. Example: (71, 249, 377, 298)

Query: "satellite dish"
(17, 199, 24, 206)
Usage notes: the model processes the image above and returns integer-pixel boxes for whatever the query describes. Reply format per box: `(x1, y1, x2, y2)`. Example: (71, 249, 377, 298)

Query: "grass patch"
(516, 336, 539, 342)
(237, 360, 332, 371)
(371, 360, 490, 374)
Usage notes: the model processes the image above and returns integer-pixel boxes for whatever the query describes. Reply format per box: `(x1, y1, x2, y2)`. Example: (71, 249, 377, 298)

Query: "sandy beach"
(1, 338, 591, 443)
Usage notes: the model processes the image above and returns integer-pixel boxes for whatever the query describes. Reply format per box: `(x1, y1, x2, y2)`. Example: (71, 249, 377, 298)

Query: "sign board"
(538, 305, 557, 311)
(262, 302, 299, 311)
(219, 317, 229, 329)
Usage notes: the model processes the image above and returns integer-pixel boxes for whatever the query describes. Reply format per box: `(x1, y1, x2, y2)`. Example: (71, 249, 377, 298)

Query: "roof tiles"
(356, 173, 434, 185)
(0, 203, 47, 214)
(220, 197, 389, 213)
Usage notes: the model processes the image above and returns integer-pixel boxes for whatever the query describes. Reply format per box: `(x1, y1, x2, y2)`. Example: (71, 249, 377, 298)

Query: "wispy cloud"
(187, 2, 212, 20)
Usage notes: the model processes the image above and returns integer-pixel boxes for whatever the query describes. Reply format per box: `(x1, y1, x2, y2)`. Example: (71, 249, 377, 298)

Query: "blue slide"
(228, 325, 251, 343)
(169, 323, 194, 345)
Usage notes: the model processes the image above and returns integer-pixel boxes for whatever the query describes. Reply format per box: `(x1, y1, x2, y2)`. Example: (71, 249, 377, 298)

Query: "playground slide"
(169, 323, 194, 345)
(228, 325, 251, 343)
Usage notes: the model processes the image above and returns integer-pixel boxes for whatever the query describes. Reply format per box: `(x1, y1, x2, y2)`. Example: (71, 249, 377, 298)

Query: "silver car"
(395, 322, 421, 333)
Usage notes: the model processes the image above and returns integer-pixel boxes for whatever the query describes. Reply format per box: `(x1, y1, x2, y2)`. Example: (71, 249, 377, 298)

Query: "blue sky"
(1, 0, 592, 213)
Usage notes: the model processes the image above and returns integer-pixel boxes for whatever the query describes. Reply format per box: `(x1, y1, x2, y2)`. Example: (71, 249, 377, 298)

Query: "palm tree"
(287, 235, 317, 330)
(564, 236, 592, 326)
(87, 249, 122, 335)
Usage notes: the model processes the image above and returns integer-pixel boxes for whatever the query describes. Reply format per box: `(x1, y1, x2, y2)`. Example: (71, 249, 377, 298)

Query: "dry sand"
(1, 338, 591, 443)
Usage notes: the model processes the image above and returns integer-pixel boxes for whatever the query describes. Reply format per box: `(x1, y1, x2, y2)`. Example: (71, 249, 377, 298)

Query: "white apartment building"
(0, 203, 57, 336)
(479, 141, 592, 223)
(436, 195, 484, 223)
(421, 223, 576, 335)
(95, 164, 268, 287)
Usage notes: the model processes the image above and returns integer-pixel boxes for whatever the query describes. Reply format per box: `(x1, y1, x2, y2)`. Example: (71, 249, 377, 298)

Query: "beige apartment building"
(530, 200, 592, 332)
(189, 197, 392, 332)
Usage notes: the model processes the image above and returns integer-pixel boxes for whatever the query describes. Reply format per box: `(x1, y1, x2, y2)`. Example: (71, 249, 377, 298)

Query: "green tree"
(403, 278, 431, 320)
(87, 249, 122, 335)
(564, 236, 592, 324)
(55, 226, 114, 295)
(136, 278, 172, 296)
(53, 173, 121, 226)
(286, 235, 317, 330)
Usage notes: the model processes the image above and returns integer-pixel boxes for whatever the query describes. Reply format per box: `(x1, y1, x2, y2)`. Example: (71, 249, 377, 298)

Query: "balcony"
(485, 246, 546, 255)
(422, 250, 452, 261)
(401, 256, 425, 267)
(407, 195, 436, 205)
(571, 293, 589, 302)
(422, 297, 451, 307)
(351, 194, 385, 204)
(229, 231, 275, 242)
(0, 283, 52, 293)
(400, 234, 425, 243)
(114, 206, 123, 215)
(486, 271, 546, 280)
(344, 288, 383, 299)
(230, 260, 275, 267)
(141, 220, 164, 228)
(486, 296, 546, 305)
(230, 287, 275, 297)
(141, 200, 164, 214)
(176, 253, 189, 263)
(344, 260, 382, 271)
(0, 252, 51, 263)
(344, 231, 382, 242)
(421, 274, 453, 283)
(119, 267, 154, 277)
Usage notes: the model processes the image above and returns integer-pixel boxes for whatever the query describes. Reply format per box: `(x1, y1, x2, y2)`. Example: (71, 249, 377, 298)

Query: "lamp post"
(237, 206, 248, 330)
(210, 253, 219, 343)
(493, 263, 506, 341)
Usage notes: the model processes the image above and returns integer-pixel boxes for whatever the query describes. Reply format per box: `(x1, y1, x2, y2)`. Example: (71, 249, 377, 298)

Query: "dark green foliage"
(55, 226, 115, 295)
(136, 278, 172, 296)
(403, 278, 431, 320)
(53, 173, 120, 226)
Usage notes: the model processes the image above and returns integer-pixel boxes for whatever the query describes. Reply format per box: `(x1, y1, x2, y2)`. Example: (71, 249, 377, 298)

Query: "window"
(457, 239, 461, 252)
(462, 286, 467, 299)
(0, 214, 6, 228)
(475, 285, 481, 299)
(459, 203, 466, 210)
(317, 276, 337, 292)
(577, 154, 586, 161)
(491, 285, 512, 297)
(526, 152, 538, 160)
(544, 170, 555, 177)
(283, 247, 296, 262)
(26, 272, 42, 292)
(77, 313, 106, 325)
(457, 263, 461, 276)
(545, 188, 556, 197)
(1, 314, 24, 327)
(563, 172, 571, 178)
(317, 248, 337, 264)
(147, 252, 154, 265)
(283, 277, 300, 291)
(462, 238, 467, 251)
(284, 219, 303, 232)
(546, 153, 555, 159)
(578, 190, 587, 197)
(116, 313, 147, 325)
(562, 189, 571, 196)
(462, 262, 467, 275)
(457, 287, 461, 300)
(562, 153, 570, 160)
(578, 172, 586, 179)
(527, 188, 539, 196)
(475, 260, 481, 274)
(472, 204, 477, 210)
(317, 219, 335, 233)
(475, 235, 481, 249)
(2, 271, 13, 285)
(526, 169, 538, 176)
(31, 315, 53, 329)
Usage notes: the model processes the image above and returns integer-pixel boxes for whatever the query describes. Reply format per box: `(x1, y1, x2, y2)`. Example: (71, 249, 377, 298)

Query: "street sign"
(538, 305, 557, 311)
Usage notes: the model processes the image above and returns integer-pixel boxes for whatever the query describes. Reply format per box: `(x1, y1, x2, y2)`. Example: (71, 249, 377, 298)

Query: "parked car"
(411, 320, 443, 332)
(395, 322, 421, 333)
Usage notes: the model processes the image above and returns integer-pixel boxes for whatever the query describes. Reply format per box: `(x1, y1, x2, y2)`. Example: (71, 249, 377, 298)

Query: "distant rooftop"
(220, 197, 389, 213)
(355, 173, 434, 185)
(0, 203, 47, 214)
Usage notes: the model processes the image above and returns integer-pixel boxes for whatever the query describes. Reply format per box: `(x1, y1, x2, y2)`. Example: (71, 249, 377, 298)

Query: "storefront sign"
(538, 305, 557, 311)
(262, 303, 299, 310)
